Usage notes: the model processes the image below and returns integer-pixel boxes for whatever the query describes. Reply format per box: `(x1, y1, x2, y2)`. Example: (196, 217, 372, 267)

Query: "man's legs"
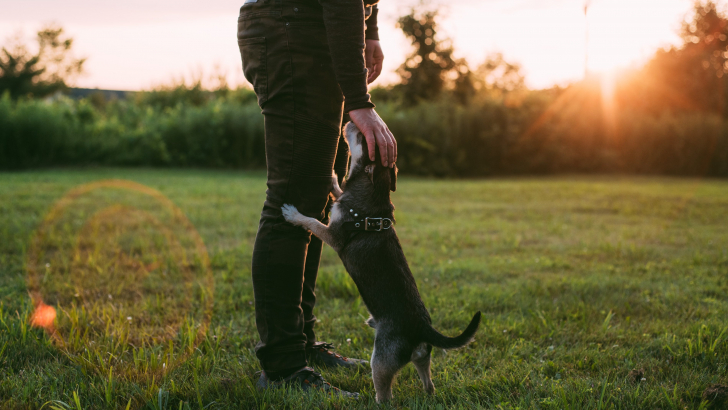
(238, 1, 345, 378)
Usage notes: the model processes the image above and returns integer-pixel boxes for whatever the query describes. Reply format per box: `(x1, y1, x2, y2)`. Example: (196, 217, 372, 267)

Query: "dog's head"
(344, 122, 397, 192)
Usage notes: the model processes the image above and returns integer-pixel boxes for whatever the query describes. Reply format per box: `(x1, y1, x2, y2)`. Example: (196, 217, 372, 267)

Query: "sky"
(0, 0, 700, 91)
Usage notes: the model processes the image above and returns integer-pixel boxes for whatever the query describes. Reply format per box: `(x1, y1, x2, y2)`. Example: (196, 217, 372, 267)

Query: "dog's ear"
(389, 163, 397, 192)
(364, 164, 375, 185)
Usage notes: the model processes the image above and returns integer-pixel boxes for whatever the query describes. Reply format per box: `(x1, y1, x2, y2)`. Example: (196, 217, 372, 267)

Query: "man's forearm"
(318, 0, 375, 113)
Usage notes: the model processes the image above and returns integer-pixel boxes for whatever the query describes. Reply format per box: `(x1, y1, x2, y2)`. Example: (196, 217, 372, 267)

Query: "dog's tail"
(421, 311, 481, 350)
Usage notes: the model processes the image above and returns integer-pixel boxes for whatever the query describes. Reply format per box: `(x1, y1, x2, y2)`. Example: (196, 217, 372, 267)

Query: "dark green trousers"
(237, 0, 350, 375)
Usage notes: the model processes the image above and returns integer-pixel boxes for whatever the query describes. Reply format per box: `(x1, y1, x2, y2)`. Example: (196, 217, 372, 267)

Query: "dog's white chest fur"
(330, 202, 343, 224)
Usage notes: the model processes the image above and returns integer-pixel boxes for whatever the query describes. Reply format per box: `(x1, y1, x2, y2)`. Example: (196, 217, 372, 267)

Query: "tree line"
(1, 2, 728, 176)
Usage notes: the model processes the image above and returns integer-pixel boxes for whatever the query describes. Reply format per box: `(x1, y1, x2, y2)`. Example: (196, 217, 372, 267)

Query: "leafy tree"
(641, 1, 728, 115)
(0, 25, 85, 99)
(395, 9, 469, 105)
(394, 9, 525, 105)
(472, 53, 525, 95)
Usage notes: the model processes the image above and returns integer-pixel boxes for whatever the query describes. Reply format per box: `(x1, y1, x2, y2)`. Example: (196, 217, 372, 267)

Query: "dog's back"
(341, 231, 481, 349)
(340, 230, 430, 330)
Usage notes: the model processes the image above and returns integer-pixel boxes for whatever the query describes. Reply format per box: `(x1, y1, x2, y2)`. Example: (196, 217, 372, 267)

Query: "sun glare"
(599, 71, 618, 138)
(586, 0, 677, 74)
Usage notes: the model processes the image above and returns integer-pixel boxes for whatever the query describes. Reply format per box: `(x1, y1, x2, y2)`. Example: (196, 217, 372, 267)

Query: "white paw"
(331, 172, 343, 197)
(281, 204, 302, 225)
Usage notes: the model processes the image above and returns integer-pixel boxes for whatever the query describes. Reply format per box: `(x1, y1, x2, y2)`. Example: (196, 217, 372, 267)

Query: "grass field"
(1, 169, 727, 409)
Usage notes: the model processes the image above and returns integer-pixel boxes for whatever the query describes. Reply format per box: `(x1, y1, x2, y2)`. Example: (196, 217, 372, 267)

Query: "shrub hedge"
(1, 88, 727, 177)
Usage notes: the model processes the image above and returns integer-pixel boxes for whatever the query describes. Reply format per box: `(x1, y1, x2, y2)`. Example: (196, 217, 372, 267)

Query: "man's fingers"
(386, 132, 395, 166)
(387, 128, 397, 165)
(365, 130, 376, 161)
(377, 127, 393, 166)
(365, 47, 374, 72)
(373, 58, 383, 79)
(391, 129, 397, 164)
(369, 63, 381, 83)
(369, 55, 382, 83)
(368, 62, 380, 83)
(377, 130, 391, 167)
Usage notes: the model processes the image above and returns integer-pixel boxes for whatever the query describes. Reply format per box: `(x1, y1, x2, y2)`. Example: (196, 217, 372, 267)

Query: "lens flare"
(26, 179, 213, 382)
(30, 301, 57, 331)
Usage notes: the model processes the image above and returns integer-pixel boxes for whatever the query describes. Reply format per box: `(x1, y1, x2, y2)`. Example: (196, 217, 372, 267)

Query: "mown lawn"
(0, 169, 727, 409)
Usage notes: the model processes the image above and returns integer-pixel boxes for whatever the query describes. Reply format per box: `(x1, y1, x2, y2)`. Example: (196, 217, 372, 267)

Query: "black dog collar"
(342, 208, 393, 232)
(343, 217, 393, 232)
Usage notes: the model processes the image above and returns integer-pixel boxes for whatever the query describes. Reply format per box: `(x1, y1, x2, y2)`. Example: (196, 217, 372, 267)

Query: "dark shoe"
(307, 342, 369, 369)
(256, 366, 359, 398)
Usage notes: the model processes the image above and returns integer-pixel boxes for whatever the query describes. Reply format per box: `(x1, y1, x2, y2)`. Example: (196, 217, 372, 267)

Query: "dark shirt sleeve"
(318, 0, 375, 112)
(365, 5, 379, 41)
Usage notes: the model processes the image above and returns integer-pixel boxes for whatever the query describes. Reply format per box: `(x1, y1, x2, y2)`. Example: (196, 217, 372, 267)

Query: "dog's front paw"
(281, 204, 303, 226)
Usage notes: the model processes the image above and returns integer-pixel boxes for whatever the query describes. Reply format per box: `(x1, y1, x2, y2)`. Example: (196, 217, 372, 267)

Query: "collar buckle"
(364, 217, 392, 231)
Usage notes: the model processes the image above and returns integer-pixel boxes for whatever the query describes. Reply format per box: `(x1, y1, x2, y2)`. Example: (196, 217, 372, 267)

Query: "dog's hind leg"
(371, 333, 407, 403)
(281, 205, 335, 247)
(411, 343, 435, 394)
(371, 350, 398, 403)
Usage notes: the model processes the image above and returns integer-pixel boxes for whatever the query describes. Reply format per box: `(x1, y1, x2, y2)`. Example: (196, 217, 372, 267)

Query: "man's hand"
(349, 108, 396, 167)
(365, 39, 384, 84)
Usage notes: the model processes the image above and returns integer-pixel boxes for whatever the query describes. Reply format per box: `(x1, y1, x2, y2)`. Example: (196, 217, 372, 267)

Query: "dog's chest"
(330, 202, 344, 224)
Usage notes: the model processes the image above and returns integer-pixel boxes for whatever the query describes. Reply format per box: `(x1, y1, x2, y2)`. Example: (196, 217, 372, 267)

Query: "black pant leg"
(301, 133, 349, 347)
(238, 0, 344, 374)
(301, 233, 322, 347)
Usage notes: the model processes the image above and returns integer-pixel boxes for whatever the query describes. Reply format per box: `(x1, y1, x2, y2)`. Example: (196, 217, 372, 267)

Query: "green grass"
(1, 169, 727, 409)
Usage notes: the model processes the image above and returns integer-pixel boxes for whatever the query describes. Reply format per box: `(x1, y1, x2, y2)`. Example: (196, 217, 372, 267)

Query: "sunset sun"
(585, 0, 680, 74)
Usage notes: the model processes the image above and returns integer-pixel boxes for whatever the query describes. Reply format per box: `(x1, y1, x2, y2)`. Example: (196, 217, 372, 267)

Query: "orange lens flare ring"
(26, 179, 213, 379)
